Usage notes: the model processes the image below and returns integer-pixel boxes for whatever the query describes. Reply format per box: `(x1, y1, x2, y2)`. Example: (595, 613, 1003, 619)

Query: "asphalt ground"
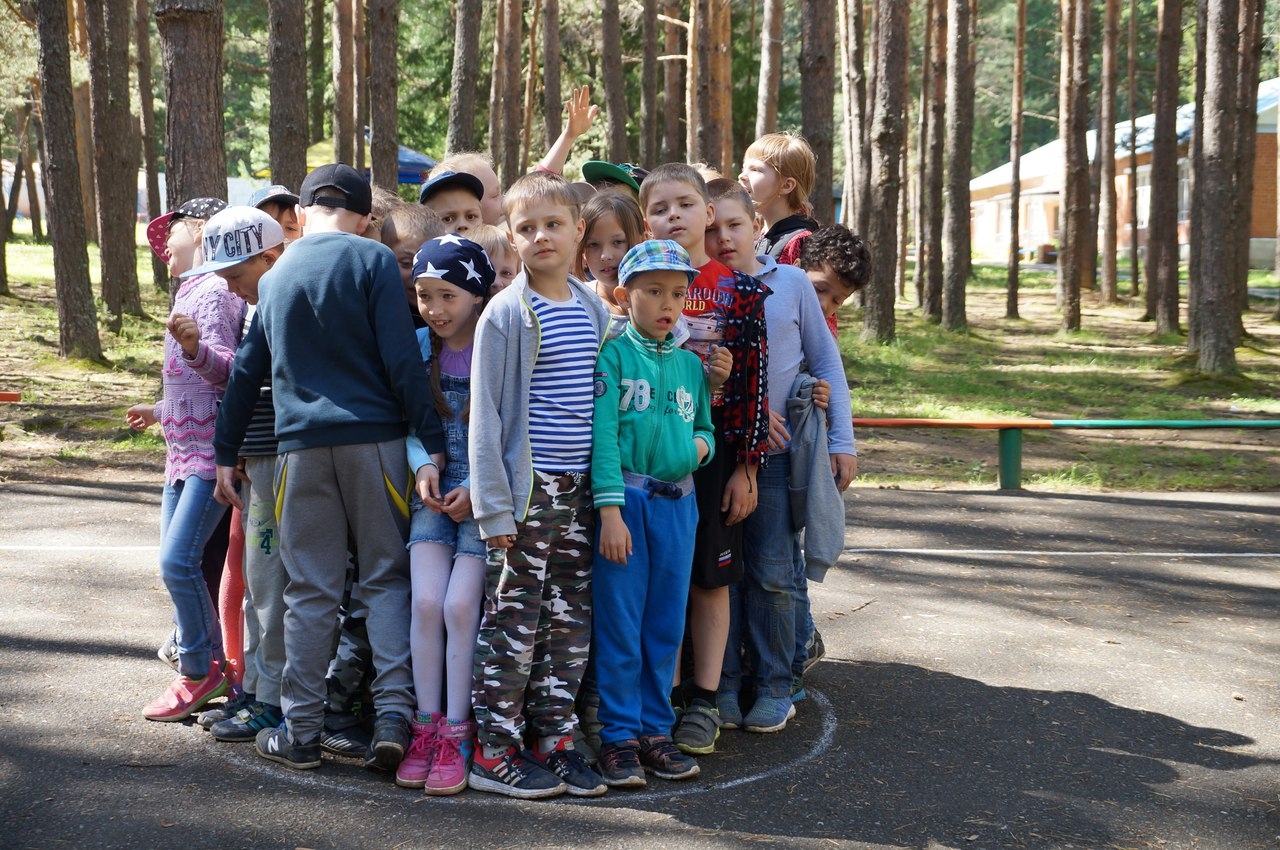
(1, 480, 1277, 850)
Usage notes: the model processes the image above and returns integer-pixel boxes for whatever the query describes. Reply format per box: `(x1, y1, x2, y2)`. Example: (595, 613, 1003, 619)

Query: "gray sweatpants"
(240, 454, 287, 706)
(275, 440, 415, 743)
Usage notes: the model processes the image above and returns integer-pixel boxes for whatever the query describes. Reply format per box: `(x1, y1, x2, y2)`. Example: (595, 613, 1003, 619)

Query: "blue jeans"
(722, 453, 798, 700)
(160, 475, 228, 677)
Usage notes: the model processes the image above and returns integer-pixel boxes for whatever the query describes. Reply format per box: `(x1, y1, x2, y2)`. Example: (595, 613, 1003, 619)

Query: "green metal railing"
(852, 417, 1280, 489)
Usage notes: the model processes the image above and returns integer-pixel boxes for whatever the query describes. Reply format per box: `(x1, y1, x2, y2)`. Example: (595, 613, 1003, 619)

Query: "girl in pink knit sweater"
(128, 197, 245, 722)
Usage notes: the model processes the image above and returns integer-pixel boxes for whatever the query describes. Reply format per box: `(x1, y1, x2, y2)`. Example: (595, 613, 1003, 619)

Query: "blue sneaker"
(791, 676, 807, 704)
(716, 690, 743, 729)
(743, 696, 796, 734)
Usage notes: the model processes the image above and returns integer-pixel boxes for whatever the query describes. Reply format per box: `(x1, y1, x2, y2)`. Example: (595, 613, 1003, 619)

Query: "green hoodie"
(591, 323, 715, 508)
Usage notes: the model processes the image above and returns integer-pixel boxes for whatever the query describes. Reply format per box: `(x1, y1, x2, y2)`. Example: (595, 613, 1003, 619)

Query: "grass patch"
(836, 277, 1280, 491)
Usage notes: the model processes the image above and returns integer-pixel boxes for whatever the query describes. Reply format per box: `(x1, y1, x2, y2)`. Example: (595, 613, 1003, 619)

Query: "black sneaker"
(211, 702, 282, 743)
(255, 723, 322, 770)
(672, 698, 721, 755)
(469, 747, 567, 799)
(197, 688, 253, 730)
(638, 734, 700, 780)
(365, 712, 411, 771)
(321, 712, 372, 757)
(803, 628, 825, 672)
(537, 746, 607, 797)
(598, 740, 646, 788)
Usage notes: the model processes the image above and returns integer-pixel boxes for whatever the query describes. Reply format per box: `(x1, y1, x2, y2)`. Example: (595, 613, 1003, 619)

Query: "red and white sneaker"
(395, 713, 440, 789)
(142, 661, 228, 722)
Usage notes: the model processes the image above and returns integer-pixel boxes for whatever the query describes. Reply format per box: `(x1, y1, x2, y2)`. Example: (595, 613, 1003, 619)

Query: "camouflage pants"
(472, 471, 595, 752)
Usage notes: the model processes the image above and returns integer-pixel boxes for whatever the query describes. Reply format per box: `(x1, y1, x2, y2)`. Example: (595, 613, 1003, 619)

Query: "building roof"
(970, 77, 1280, 194)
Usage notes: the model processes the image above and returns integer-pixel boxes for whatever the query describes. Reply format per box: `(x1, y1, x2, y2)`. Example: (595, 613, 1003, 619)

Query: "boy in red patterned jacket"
(639, 163, 770, 757)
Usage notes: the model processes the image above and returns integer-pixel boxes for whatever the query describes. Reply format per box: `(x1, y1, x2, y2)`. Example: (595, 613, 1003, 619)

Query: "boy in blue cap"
(591, 240, 715, 787)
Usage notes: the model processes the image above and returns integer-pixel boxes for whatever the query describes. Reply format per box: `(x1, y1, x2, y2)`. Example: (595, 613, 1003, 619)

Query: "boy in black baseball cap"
(213, 162, 444, 775)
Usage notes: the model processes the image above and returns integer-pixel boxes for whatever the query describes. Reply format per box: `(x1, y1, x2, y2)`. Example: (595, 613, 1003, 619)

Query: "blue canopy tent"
(253, 139, 437, 185)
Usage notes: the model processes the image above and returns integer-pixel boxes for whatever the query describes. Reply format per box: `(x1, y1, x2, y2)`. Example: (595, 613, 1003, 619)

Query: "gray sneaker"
(672, 698, 721, 755)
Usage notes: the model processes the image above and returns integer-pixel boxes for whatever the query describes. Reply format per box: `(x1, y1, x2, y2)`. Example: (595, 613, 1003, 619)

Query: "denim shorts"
(406, 492, 486, 560)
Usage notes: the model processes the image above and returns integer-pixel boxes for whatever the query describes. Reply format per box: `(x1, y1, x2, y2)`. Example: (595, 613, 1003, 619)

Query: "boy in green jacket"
(590, 240, 716, 788)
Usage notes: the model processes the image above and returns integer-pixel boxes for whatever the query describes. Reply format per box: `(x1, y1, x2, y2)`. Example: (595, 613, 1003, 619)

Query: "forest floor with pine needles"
(1, 233, 1278, 491)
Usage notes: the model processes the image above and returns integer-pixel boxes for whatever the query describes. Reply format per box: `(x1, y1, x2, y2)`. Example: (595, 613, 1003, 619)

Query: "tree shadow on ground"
(661, 661, 1276, 848)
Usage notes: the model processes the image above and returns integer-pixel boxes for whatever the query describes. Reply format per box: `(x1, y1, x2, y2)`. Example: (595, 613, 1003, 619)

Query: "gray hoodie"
(468, 272, 610, 539)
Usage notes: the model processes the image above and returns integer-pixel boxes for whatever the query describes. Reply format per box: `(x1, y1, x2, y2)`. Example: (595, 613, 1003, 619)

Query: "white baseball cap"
(180, 206, 285, 278)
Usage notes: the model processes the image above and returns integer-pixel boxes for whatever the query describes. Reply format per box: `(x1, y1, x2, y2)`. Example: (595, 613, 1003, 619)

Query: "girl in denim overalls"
(397, 237, 496, 795)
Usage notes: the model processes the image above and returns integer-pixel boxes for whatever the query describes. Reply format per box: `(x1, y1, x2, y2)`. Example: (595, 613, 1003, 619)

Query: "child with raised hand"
(469, 171, 610, 800)
(739, 131, 821, 265)
(639, 163, 769, 758)
(705, 179, 855, 734)
(469, 223, 521, 296)
(575, 191, 646, 339)
(591, 240, 714, 788)
(394, 236, 496, 796)
(129, 196, 245, 722)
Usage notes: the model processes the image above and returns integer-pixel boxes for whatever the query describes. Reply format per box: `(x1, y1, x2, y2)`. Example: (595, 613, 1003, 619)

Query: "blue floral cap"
(411, 234, 496, 297)
(618, 239, 699, 287)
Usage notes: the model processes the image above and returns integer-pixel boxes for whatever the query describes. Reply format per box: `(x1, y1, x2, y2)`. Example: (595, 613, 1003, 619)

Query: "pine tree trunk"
(519, 0, 541, 173)
(840, 0, 869, 234)
(72, 83, 98, 244)
(24, 104, 44, 242)
(367, 0, 399, 187)
(913, 0, 933, 306)
(941, 0, 973, 332)
(499, 0, 522, 187)
(543, 0, 562, 150)
(1098, 0, 1119, 304)
(156, 0, 227, 205)
(755, 0, 782, 139)
(864, 0, 908, 344)
(134, 0, 167, 291)
(1147, 0, 1182, 335)
(923, 0, 946, 322)
(1195, 0, 1239, 373)
(332, 0, 354, 164)
(661, 1, 685, 163)
(602, 0, 628, 163)
(86, 0, 142, 321)
(488, 0, 506, 164)
(1228, 0, 1265, 343)
(800, 0, 835, 223)
(352, 0, 367, 172)
(1057, 0, 1090, 332)
(1006, 0, 1025, 318)
(35, 0, 103, 360)
(308, 0, 325, 144)
(1127, 0, 1140, 297)
(0, 118, 7, 295)
(713, 0, 733, 172)
(447, 0, 482, 153)
(1187, 0, 1207, 349)
(639, 0, 658, 167)
(269, 0, 308, 192)
(693, 0, 713, 167)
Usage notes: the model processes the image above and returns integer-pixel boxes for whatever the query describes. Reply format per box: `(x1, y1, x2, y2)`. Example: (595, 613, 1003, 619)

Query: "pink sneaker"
(395, 714, 440, 789)
(142, 661, 228, 722)
(425, 718, 475, 796)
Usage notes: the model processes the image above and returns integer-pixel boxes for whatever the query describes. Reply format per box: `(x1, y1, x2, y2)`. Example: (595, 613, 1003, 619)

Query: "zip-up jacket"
(468, 272, 610, 540)
(591, 324, 715, 507)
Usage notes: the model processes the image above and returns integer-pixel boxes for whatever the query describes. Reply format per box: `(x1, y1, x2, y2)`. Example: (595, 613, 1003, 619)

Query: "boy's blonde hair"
(470, 223, 514, 264)
(638, 162, 711, 210)
(502, 171, 580, 222)
(706, 177, 754, 219)
(743, 131, 816, 215)
(381, 203, 445, 247)
(432, 151, 495, 178)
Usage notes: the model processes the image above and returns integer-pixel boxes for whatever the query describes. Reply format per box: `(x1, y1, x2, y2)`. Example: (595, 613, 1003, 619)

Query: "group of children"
(132, 126, 871, 801)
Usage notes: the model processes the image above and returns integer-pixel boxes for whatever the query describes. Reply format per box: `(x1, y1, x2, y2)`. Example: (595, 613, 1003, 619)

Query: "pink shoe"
(425, 718, 475, 796)
(395, 714, 440, 789)
(142, 660, 228, 722)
